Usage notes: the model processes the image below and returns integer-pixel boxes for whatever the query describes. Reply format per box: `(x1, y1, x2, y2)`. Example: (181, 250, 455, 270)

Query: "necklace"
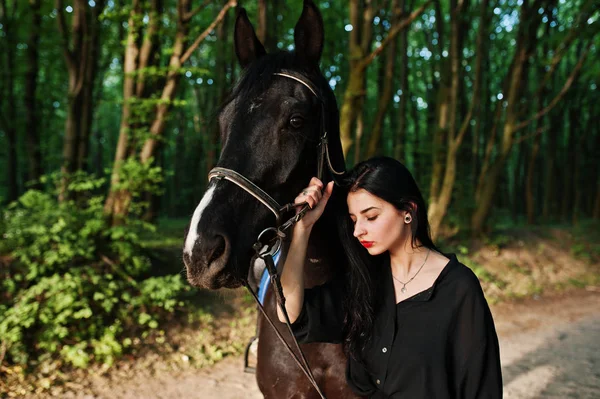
(391, 248, 431, 294)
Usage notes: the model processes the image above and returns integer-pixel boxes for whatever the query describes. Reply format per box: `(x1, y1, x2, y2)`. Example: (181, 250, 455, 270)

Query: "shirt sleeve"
(453, 272, 503, 398)
(290, 275, 346, 344)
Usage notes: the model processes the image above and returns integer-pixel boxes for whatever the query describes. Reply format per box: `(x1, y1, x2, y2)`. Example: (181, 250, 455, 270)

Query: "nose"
(184, 229, 229, 274)
(196, 232, 227, 266)
(353, 221, 365, 238)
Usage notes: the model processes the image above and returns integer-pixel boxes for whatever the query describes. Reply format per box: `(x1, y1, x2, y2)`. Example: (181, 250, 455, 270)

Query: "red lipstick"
(360, 241, 374, 248)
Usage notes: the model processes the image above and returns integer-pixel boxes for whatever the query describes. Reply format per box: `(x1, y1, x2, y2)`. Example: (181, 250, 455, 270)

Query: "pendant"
(401, 286, 407, 293)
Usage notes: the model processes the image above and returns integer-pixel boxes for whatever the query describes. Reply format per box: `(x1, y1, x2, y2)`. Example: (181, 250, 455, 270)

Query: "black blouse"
(291, 254, 503, 398)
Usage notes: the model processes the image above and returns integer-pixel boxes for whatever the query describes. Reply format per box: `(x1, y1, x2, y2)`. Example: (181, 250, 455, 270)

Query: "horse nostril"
(207, 234, 227, 266)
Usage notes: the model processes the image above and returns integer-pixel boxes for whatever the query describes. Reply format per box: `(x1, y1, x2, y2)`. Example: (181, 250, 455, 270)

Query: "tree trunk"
(525, 126, 541, 224)
(428, 0, 449, 204)
(526, 13, 552, 224)
(257, 0, 267, 46)
(562, 89, 578, 221)
(513, 139, 524, 222)
(105, 0, 236, 221)
(77, 3, 104, 172)
(340, 0, 429, 157)
(205, 8, 229, 174)
(0, 5, 18, 202)
(572, 107, 584, 225)
(393, 0, 409, 161)
(104, 0, 141, 216)
(25, 0, 43, 187)
(428, 0, 489, 238)
(471, 159, 504, 233)
(470, 0, 587, 233)
(594, 177, 600, 219)
(542, 110, 559, 220)
(367, 0, 400, 158)
(56, 0, 106, 200)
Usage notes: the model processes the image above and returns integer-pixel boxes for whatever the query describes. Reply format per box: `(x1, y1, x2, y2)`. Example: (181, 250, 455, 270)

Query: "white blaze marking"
(184, 184, 216, 256)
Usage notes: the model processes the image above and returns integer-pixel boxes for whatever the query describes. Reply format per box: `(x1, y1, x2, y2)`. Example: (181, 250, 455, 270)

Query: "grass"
(140, 218, 189, 250)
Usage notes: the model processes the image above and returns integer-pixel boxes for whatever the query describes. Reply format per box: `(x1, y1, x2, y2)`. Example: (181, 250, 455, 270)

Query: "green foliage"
(110, 157, 165, 217)
(0, 173, 189, 370)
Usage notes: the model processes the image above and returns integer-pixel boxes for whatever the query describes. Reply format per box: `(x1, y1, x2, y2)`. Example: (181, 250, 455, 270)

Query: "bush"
(0, 173, 189, 369)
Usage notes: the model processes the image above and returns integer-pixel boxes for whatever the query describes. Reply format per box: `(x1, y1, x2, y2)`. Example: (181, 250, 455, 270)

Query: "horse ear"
(234, 8, 267, 69)
(294, 0, 324, 65)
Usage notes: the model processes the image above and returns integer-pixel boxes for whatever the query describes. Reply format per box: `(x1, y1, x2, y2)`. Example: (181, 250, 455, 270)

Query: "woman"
(279, 156, 502, 398)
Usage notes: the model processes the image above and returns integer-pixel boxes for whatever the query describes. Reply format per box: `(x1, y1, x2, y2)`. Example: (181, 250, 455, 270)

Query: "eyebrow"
(349, 206, 380, 216)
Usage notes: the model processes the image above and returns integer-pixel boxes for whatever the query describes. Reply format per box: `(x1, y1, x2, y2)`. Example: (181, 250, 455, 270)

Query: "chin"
(366, 246, 385, 256)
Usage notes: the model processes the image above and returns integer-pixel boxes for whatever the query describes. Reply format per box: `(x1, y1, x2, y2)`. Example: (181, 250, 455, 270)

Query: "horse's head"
(183, 0, 344, 289)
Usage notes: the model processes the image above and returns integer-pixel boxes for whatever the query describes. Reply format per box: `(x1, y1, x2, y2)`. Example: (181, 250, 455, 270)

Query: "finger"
(315, 181, 333, 209)
(306, 191, 322, 208)
(323, 181, 334, 199)
(309, 177, 324, 191)
(305, 196, 317, 209)
(294, 191, 312, 205)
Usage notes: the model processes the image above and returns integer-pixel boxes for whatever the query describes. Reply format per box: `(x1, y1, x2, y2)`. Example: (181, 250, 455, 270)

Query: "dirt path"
(64, 288, 600, 399)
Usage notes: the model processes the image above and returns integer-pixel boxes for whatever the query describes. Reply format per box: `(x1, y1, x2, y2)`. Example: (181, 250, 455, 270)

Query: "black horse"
(183, 1, 357, 397)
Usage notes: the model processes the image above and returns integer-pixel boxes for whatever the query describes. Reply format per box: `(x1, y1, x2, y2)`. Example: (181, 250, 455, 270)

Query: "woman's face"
(347, 189, 410, 256)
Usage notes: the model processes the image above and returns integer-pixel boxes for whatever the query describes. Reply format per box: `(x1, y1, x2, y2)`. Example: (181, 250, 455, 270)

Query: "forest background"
(0, 0, 599, 395)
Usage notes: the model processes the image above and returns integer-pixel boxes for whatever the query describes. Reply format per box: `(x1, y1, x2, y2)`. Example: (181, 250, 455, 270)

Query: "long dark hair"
(339, 156, 437, 360)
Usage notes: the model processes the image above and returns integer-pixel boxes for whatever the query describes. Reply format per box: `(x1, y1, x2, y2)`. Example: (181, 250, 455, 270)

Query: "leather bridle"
(207, 70, 345, 399)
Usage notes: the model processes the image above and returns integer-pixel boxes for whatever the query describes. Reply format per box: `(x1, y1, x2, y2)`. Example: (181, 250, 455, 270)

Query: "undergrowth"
(0, 172, 190, 373)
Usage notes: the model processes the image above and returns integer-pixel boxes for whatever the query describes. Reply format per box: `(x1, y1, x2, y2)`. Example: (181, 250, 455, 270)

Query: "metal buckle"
(255, 227, 281, 257)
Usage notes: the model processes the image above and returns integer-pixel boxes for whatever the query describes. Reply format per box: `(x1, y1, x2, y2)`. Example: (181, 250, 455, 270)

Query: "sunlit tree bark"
(104, 0, 236, 222)
(339, 0, 429, 158)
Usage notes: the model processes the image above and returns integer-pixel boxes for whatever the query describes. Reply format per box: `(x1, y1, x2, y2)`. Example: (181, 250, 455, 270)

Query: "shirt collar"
(383, 252, 457, 303)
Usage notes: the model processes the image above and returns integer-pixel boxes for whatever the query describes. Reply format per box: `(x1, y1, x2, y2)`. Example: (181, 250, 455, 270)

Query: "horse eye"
(289, 116, 304, 129)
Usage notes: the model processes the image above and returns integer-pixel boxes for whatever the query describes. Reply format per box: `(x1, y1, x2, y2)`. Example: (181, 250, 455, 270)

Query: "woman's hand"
(294, 177, 334, 231)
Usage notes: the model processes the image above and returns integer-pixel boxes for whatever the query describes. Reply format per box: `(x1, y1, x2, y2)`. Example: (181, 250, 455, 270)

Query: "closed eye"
(367, 215, 378, 221)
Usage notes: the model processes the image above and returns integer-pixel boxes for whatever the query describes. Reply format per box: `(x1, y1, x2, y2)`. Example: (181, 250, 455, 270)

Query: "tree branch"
(180, 0, 236, 65)
(515, 125, 548, 145)
(513, 41, 592, 133)
(360, 0, 432, 68)
(136, 0, 161, 97)
(184, 0, 212, 22)
(529, 0, 596, 105)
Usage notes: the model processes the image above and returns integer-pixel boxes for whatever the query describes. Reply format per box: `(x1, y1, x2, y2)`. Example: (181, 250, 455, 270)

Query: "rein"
(207, 70, 345, 399)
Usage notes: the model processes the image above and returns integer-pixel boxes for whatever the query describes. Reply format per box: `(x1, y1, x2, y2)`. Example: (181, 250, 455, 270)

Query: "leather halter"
(208, 69, 345, 240)
(207, 70, 345, 399)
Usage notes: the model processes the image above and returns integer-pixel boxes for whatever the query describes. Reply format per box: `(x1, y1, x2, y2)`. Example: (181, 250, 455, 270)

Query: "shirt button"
(382, 347, 387, 353)
(376, 379, 381, 385)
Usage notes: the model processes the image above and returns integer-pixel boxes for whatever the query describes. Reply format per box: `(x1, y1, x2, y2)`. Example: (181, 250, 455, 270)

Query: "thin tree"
(339, 0, 430, 158)
(25, 0, 43, 188)
(104, 0, 236, 222)
(471, 0, 597, 233)
(0, 0, 19, 202)
(426, 0, 487, 238)
(55, 0, 107, 200)
(366, 0, 401, 158)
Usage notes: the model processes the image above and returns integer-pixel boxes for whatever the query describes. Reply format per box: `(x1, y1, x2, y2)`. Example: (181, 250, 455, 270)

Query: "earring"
(405, 214, 412, 224)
